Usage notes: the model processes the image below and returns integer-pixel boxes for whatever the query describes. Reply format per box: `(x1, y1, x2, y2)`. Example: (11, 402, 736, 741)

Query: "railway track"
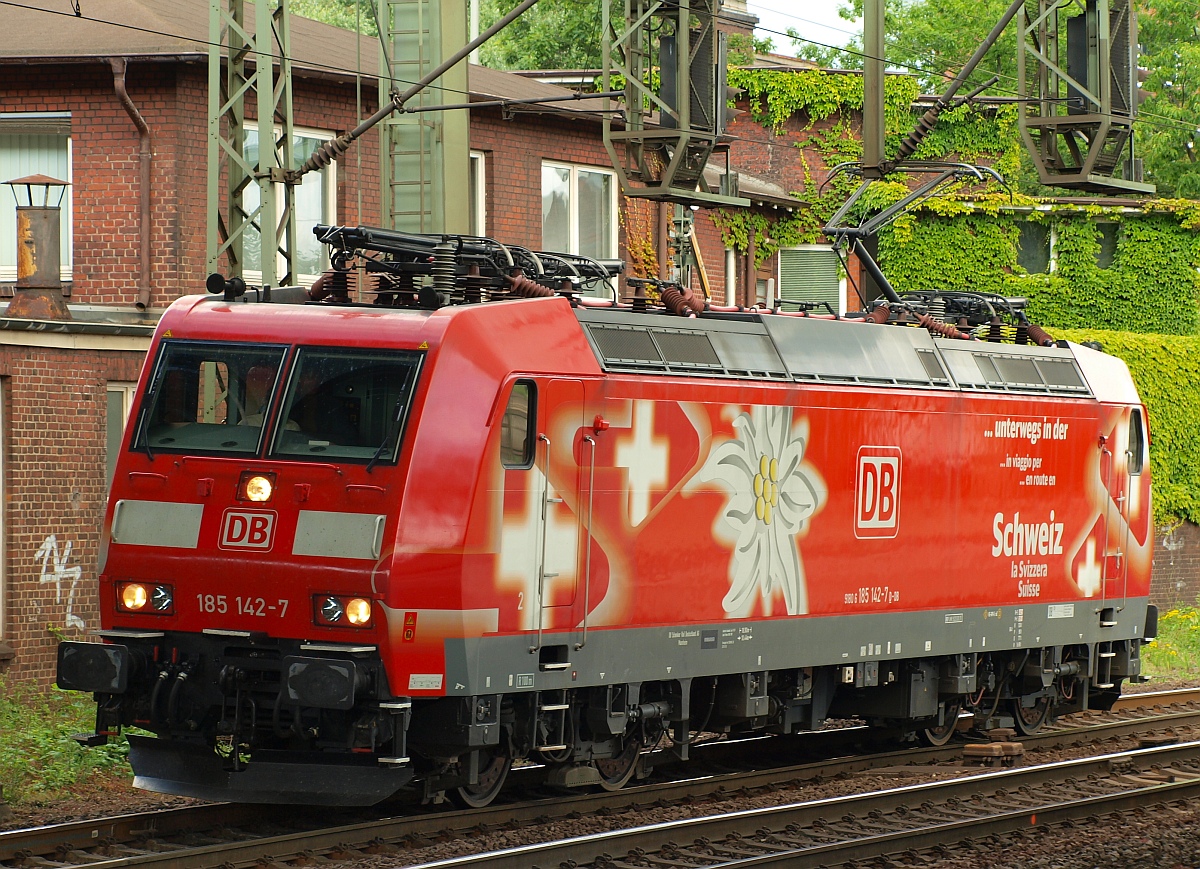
(3, 687, 1197, 869)
(425, 739, 1200, 869)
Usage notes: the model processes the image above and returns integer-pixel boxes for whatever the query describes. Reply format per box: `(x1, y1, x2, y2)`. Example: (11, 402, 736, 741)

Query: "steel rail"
(1110, 686, 1200, 710)
(2, 689, 1197, 868)
(404, 739, 1200, 869)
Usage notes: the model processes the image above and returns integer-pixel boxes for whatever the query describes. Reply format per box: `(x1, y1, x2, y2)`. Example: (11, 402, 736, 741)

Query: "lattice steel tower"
(1017, 0, 1152, 194)
(207, 0, 298, 286)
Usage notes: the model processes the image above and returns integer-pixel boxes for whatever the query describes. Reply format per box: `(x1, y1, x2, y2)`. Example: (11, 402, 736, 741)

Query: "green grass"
(1142, 604, 1200, 679)
(0, 680, 131, 804)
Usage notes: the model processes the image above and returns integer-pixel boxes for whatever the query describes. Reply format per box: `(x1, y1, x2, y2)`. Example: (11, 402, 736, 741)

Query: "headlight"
(314, 594, 373, 628)
(238, 471, 276, 503)
(345, 598, 372, 626)
(319, 596, 345, 624)
(117, 581, 174, 615)
(150, 584, 174, 612)
(120, 583, 148, 611)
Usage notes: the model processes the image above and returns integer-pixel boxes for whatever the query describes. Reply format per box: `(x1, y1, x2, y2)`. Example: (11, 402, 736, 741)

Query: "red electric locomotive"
(57, 225, 1156, 806)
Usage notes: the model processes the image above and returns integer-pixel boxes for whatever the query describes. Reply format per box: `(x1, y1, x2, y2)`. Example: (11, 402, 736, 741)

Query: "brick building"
(0, 1, 390, 681)
(0, 1, 808, 683)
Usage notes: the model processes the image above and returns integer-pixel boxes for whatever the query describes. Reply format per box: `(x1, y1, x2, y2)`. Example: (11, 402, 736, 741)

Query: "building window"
(1017, 221, 1051, 274)
(469, 151, 486, 237)
(1096, 223, 1119, 269)
(106, 382, 137, 486)
(242, 126, 336, 285)
(0, 113, 72, 283)
(541, 161, 617, 259)
(778, 246, 843, 315)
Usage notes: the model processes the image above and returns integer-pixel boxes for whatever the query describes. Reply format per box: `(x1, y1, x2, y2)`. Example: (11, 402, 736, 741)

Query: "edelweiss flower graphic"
(692, 405, 826, 616)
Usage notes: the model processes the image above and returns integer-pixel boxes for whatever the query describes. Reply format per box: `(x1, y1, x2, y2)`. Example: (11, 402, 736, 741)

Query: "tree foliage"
(786, 0, 1199, 200)
(293, 0, 378, 35)
(789, 0, 1018, 93)
(290, 0, 604, 70)
(478, 0, 603, 71)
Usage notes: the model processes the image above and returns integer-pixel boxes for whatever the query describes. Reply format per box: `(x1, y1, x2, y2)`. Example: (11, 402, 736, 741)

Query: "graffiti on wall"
(36, 534, 85, 629)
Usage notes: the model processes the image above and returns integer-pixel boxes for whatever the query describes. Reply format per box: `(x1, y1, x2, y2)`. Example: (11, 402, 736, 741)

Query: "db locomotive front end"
(57, 298, 428, 804)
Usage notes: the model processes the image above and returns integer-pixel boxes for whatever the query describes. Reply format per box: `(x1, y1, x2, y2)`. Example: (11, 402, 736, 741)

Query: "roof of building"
(745, 53, 820, 72)
(702, 164, 807, 209)
(1, 0, 626, 119)
(0, 0, 379, 82)
(468, 64, 612, 117)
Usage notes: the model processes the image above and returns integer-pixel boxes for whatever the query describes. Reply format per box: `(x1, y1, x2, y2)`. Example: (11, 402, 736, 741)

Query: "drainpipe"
(109, 57, 152, 311)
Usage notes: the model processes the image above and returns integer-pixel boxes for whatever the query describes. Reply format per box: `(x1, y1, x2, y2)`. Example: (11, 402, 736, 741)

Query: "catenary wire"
(5, 0, 1197, 145)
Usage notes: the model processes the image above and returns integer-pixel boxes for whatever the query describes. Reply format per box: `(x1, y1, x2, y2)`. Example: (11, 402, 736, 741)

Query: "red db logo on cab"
(220, 509, 277, 550)
(855, 447, 902, 539)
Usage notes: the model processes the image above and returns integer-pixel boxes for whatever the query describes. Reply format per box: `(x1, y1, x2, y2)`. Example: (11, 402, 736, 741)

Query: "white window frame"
(469, 150, 487, 237)
(0, 113, 73, 284)
(541, 160, 618, 258)
(106, 381, 137, 486)
(242, 124, 337, 288)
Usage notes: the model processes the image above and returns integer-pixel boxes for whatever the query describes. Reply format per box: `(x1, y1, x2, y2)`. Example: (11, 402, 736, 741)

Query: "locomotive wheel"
(451, 746, 512, 809)
(1010, 695, 1052, 735)
(593, 737, 642, 792)
(920, 699, 963, 747)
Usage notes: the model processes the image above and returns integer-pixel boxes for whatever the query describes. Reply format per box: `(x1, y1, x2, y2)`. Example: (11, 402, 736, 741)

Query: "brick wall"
(1151, 522, 1200, 610)
(1, 61, 382, 307)
(471, 108, 614, 251)
(469, 106, 785, 305)
(0, 346, 144, 681)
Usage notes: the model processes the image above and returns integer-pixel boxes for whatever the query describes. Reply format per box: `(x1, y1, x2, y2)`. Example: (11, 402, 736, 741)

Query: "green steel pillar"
(207, 0, 298, 285)
(380, 0, 470, 234)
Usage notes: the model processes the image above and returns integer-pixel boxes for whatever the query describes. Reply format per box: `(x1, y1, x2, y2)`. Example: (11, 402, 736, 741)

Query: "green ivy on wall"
(1057, 329, 1200, 526)
(709, 208, 824, 268)
(879, 209, 1200, 335)
(726, 68, 1025, 184)
(714, 69, 1026, 266)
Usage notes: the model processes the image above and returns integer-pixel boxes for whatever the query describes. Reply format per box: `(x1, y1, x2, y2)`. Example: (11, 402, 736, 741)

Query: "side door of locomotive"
(536, 378, 588, 652)
(1097, 406, 1149, 616)
(498, 377, 587, 656)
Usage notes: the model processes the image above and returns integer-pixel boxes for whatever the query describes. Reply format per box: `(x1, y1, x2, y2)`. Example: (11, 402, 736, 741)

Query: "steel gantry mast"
(207, 0, 298, 288)
(602, 0, 747, 207)
(1017, 0, 1151, 193)
(380, 0, 470, 233)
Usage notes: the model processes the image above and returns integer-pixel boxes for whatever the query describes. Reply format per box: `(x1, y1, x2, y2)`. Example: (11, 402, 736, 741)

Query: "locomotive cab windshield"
(134, 340, 422, 464)
(135, 341, 288, 454)
(272, 347, 422, 462)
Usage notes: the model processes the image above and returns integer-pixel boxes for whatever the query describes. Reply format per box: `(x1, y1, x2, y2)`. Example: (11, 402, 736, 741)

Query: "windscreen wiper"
(366, 392, 408, 474)
(133, 380, 159, 461)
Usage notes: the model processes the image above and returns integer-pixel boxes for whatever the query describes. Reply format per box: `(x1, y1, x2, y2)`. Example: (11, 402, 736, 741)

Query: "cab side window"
(500, 381, 535, 468)
(1128, 409, 1145, 475)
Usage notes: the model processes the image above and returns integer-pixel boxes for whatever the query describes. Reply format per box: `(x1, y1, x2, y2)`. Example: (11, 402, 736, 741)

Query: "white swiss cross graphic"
(614, 400, 669, 527)
(497, 467, 579, 629)
(1076, 538, 1102, 597)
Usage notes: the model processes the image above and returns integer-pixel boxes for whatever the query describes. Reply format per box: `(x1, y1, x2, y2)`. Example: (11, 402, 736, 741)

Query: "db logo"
(855, 447, 902, 539)
(220, 509, 277, 550)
